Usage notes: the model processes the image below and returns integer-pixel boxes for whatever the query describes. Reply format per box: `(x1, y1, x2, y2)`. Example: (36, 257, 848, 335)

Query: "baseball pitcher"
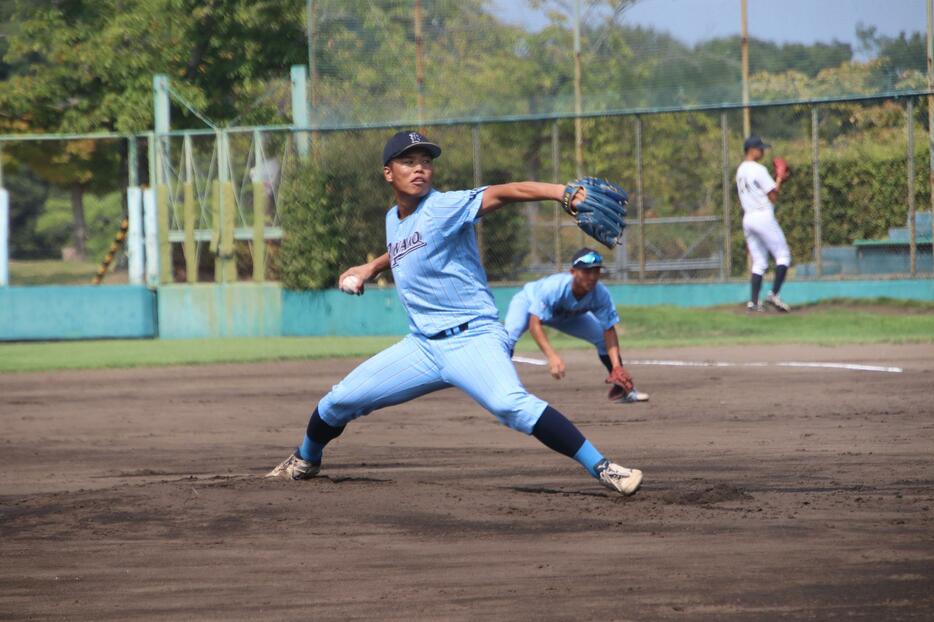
(268, 130, 642, 496)
(736, 135, 792, 312)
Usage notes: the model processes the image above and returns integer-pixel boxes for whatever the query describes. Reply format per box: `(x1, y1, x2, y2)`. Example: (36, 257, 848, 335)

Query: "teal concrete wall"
(157, 283, 282, 339)
(0, 285, 156, 341)
(282, 278, 934, 336)
(5, 278, 929, 341)
(283, 288, 410, 336)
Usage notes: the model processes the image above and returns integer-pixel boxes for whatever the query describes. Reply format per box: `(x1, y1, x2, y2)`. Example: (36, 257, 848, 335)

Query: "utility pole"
(414, 0, 426, 130)
(740, 0, 751, 137)
(927, 0, 933, 248)
(306, 0, 316, 106)
(573, 0, 584, 179)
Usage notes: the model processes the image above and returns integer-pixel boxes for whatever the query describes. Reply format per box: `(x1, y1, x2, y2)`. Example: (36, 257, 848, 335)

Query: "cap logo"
(409, 132, 424, 144)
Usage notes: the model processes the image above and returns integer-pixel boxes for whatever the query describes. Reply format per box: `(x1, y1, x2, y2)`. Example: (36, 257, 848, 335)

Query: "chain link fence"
(1, 94, 931, 286)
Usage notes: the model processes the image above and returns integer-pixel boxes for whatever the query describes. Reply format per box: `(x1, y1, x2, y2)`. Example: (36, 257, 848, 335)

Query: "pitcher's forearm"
(480, 182, 565, 215)
(366, 253, 390, 279)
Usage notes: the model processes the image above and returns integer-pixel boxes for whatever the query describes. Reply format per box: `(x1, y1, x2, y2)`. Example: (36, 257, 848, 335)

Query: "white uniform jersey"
(736, 160, 790, 273)
(736, 160, 777, 215)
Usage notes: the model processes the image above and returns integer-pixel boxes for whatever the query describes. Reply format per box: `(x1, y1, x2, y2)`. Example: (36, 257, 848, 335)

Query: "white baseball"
(340, 274, 363, 295)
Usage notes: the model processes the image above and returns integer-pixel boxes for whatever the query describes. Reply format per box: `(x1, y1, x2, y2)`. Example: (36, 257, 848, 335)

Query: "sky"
(491, 0, 927, 57)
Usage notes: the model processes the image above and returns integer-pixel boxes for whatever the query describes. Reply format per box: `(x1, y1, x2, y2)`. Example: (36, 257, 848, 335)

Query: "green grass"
(1, 301, 932, 373)
(528, 302, 934, 351)
(9, 259, 127, 285)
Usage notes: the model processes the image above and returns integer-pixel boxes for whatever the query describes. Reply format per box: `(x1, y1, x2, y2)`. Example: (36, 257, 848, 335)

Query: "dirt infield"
(2, 343, 933, 620)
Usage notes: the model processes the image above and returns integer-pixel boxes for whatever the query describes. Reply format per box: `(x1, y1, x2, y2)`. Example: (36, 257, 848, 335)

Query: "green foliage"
(278, 138, 390, 290)
(5, 167, 52, 258)
(32, 190, 126, 260)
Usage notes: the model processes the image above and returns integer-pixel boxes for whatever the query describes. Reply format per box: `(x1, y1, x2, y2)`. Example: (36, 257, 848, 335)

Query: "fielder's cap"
(571, 247, 603, 268)
(743, 135, 771, 152)
(382, 130, 442, 165)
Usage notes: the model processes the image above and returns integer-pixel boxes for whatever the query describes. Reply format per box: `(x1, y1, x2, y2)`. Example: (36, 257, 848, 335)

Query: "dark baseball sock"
(772, 264, 788, 295)
(532, 406, 605, 478)
(298, 408, 345, 464)
(750, 273, 763, 304)
(599, 354, 614, 373)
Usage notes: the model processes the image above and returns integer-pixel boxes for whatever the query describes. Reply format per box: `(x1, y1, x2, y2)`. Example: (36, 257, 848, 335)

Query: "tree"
(0, 0, 307, 258)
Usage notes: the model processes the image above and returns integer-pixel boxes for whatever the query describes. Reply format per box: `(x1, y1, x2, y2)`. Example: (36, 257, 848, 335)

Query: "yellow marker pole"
(183, 134, 197, 283)
(252, 130, 267, 282)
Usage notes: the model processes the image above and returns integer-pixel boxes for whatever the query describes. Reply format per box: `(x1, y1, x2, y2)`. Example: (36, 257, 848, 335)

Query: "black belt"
(427, 322, 469, 340)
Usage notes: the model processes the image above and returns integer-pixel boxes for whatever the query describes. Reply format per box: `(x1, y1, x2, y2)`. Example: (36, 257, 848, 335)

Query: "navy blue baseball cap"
(382, 130, 442, 165)
(743, 135, 771, 152)
(572, 248, 603, 268)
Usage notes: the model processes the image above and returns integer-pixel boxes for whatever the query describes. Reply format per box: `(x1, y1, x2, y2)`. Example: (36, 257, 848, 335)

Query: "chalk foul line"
(512, 356, 902, 374)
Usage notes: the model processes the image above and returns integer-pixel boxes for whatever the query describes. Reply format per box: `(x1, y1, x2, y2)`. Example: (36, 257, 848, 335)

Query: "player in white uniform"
(504, 247, 649, 403)
(736, 135, 792, 312)
(267, 131, 643, 496)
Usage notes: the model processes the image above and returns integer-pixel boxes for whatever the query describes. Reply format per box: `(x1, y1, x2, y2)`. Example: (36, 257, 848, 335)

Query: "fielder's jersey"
(385, 186, 498, 336)
(520, 273, 620, 330)
(736, 161, 777, 215)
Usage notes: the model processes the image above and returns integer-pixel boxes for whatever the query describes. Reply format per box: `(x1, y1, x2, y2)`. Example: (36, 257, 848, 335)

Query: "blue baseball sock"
(532, 406, 605, 479)
(298, 436, 326, 464)
(297, 408, 345, 464)
(573, 440, 605, 478)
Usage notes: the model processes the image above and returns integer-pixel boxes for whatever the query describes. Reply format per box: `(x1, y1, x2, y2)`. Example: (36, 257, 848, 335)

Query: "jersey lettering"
(388, 231, 427, 267)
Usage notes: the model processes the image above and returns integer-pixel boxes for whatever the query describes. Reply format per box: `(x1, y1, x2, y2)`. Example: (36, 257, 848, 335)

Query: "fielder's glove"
(772, 157, 791, 181)
(605, 366, 635, 402)
(562, 177, 629, 249)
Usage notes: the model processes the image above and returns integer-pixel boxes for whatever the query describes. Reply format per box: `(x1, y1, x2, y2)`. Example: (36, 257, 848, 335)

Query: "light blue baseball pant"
(503, 293, 608, 355)
(317, 319, 549, 434)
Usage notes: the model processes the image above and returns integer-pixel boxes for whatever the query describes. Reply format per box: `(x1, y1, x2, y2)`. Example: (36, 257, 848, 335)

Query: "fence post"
(143, 184, 159, 288)
(552, 121, 561, 271)
(153, 75, 172, 284)
(291, 65, 310, 161)
(472, 124, 483, 263)
(252, 129, 267, 282)
(811, 107, 822, 278)
(182, 134, 197, 283)
(721, 112, 731, 281)
(0, 143, 7, 286)
(907, 99, 917, 277)
(126, 136, 144, 285)
(635, 115, 645, 281)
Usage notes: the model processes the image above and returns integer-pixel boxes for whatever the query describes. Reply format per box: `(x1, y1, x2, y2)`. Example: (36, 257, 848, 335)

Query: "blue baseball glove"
(561, 177, 629, 248)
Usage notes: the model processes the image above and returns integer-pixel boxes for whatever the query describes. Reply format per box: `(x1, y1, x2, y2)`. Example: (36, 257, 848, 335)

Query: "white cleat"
(265, 452, 320, 480)
(746, 301, 763, 313)
(596, 460, 643, 496)
(764, 292, 791, 312)
(615, 390, 650, 403)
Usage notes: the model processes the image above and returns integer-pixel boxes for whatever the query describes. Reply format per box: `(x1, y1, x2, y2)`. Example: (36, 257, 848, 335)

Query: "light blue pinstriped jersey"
(520, 273, 620, 329)
(385, 186, 498, 336)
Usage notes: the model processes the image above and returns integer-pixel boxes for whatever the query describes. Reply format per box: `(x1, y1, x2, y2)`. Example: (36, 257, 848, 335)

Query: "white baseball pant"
(743, 212, 791, 275)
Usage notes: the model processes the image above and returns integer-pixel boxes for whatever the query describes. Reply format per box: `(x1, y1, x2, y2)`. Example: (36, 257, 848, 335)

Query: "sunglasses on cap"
(572, 251, 603, 268)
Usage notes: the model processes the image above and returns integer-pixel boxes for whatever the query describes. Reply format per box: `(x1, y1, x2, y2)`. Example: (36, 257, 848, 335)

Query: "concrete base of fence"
(0, 285, 156, 341)
(2, 279, 931, 342)
(157, 283, 282, 339)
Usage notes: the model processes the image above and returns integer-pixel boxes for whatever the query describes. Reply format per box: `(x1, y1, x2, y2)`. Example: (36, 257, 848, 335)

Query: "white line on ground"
(626, 360, 903, 373)
(511, 355, 547, 366)
(511, 356, 903, 373)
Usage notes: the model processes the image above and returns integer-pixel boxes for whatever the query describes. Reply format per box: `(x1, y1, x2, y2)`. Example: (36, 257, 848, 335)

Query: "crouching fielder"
(505, 248, 649, 403)
(737, 135, 792, 312)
